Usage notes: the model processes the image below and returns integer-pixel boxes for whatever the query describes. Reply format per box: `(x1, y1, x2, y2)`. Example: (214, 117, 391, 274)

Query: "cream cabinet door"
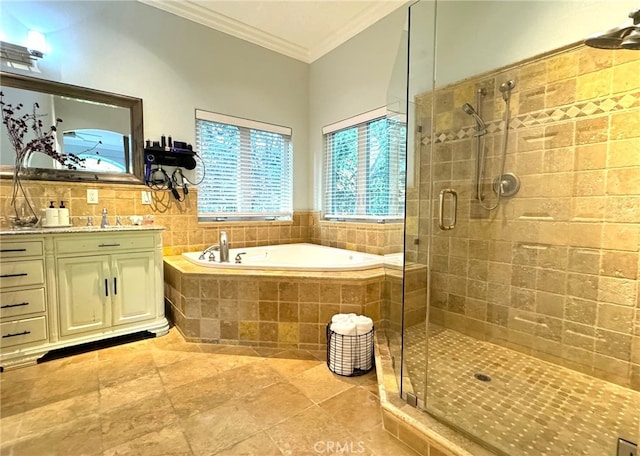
(111, 252, 155, 326)
(57, 256, 111, 337)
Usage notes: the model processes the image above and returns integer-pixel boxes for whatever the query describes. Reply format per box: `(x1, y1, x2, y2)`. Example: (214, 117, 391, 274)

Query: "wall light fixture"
(0, 30, 47, 65)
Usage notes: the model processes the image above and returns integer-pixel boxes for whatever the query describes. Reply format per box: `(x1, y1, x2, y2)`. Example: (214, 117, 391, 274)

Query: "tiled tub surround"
(164, 255, 385, 350)
(415, 44, 640, 390)
(312, 218, 405, 256)
(386, 263, 428, 335)
(0, 181, 403, 258)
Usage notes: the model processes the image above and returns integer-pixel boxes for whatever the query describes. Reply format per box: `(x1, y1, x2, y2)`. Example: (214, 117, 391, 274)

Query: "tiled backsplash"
(0, 181, 402, 256)
(312, 217, 404, 255)
(414, 44, 640, 390)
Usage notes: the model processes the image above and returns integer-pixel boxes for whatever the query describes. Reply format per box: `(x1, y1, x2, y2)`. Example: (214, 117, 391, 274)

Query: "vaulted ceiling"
(139, 1, 407, 63)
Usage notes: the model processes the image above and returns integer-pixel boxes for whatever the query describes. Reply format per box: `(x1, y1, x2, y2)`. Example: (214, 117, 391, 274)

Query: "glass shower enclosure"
(401, 1, 640, 455)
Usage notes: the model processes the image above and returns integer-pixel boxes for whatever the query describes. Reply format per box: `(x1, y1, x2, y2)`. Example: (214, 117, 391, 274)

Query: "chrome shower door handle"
(438, 188, 458, 230)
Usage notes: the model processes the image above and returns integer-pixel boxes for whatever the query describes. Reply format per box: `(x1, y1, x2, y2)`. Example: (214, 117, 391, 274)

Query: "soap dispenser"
(46, 201, 59, 227)
(58, 201, 70, 226)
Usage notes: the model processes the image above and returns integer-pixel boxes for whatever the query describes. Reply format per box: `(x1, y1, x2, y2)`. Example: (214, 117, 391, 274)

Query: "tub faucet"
(101, 208, 109, 228)
(219, 231, 229, 263)
(199, 244, 218, 260)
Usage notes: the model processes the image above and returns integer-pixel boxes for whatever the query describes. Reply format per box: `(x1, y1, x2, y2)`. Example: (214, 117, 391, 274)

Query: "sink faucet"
(101, 208, 109, 228)
(219, 231, 229, 263)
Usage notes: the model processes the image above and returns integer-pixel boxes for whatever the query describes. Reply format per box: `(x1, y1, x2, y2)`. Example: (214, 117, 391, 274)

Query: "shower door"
(404, 1, 640, 455)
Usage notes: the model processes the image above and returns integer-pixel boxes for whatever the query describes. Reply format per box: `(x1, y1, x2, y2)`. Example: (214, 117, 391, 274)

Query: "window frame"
(195, 109, 293, 222)
(322, 107, 406, 223)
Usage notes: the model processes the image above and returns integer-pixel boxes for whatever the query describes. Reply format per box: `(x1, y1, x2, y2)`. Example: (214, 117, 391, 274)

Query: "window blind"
(195, 110, 293, 221)
(322, 108, 406, 221)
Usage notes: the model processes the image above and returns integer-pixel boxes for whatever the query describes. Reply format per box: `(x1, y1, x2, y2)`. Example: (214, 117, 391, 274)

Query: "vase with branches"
(1, 91, 84, 228)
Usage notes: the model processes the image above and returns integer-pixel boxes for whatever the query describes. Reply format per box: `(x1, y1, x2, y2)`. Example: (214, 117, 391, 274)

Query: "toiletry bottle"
(58, 201, 70, 226)
(46, 201, 59, 226)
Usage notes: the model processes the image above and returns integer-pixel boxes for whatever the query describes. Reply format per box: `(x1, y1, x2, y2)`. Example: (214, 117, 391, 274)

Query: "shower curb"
(374, 331, 498, 456)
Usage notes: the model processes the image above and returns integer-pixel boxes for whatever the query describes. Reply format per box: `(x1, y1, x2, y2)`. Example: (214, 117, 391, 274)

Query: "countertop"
(0, 225, 165, 236)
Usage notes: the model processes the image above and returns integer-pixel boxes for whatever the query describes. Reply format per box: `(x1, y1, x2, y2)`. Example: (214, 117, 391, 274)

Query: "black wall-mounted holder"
(144, 136, 198, 201)
(144, 146, 196, 170)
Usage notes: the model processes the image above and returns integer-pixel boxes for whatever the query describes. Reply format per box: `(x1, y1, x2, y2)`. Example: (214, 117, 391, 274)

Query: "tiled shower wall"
(0, 181, 403, 256)
(415, 44, 640, 390)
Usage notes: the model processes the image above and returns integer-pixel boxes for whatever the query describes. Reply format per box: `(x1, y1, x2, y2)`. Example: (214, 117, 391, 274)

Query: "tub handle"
(438, 188, 457, 231)
(235, 252, 246, 264)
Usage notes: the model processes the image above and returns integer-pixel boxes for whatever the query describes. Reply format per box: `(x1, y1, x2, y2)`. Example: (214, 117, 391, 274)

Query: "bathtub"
(182, 243, 384, 271)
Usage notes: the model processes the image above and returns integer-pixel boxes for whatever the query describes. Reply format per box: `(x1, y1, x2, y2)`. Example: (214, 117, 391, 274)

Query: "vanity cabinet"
(0, 239, 49, 353)
(0, 228, 168, 369)
(57, 252, 154, 336)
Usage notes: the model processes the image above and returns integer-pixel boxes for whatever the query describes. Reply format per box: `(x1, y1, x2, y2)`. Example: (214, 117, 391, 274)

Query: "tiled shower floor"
(401, 324, 640, 456)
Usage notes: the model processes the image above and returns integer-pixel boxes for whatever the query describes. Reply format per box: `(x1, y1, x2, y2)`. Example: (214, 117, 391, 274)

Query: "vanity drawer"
(0, 241, 43, 259)
(0, 260, 45, 289)
(56, 235, 155, 255)
(0, 316, 47, 349)
(0, 288, 46, 319)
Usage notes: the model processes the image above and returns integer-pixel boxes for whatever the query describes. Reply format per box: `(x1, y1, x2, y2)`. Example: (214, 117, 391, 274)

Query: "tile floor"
(0, 328, 419, 456)
(402, 324, 640, 456)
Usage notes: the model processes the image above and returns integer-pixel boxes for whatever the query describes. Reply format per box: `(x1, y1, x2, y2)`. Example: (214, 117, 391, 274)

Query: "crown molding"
(308, 1, 408, 62)
(138, 0, 310, 62)
(139, 0, 407, 64)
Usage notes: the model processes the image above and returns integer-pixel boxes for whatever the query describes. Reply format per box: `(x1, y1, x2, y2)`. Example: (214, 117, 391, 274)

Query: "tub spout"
(219, 231, 229, 263)
(199, 244, 219, 260)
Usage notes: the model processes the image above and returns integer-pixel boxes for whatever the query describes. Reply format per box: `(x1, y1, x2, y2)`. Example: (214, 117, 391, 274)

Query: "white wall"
(434, 0, 639, 86)
(3, 1, 633, 212)
(0, 1, 311, 208)
(308, 7, 409, 210)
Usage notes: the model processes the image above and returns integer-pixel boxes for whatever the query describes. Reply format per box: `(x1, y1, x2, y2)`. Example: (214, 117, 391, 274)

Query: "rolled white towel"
(353, 315, 373, 335)
(353, 315, 374, 371)
(329, 320, 357, 336)
(329, 320, 357, 376)
(331, 313, 356, 324)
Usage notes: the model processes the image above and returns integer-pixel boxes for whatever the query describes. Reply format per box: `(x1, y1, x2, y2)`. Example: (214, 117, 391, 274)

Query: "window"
(195, 110, 293, 221)
(62, 129, 128, 173)
(323, 108, 406, 221)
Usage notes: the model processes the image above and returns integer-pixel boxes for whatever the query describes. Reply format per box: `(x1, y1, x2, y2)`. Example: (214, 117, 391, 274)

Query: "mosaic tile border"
(425, 89, 640, 144)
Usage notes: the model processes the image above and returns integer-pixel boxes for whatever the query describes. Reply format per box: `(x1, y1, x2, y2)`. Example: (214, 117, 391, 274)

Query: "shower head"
(621, 28, 640, 50)
(462, 102, 475, 115)
(499, 80, 516, 102)
(462, 103, 487, 136)
(585, 9, 640, 50)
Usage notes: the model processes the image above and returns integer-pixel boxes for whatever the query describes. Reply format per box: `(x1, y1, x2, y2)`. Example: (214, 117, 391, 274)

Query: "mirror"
(0, 71, 144, 184)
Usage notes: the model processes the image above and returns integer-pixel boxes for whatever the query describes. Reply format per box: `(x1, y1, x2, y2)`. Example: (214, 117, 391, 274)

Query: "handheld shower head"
(462, 103, 487, 136)
(499, 80, 516, 102)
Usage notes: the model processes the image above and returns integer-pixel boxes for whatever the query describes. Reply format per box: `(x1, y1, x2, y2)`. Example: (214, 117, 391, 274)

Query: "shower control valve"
(234, 252, 246, 264)
(208, 252, 216, 262)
